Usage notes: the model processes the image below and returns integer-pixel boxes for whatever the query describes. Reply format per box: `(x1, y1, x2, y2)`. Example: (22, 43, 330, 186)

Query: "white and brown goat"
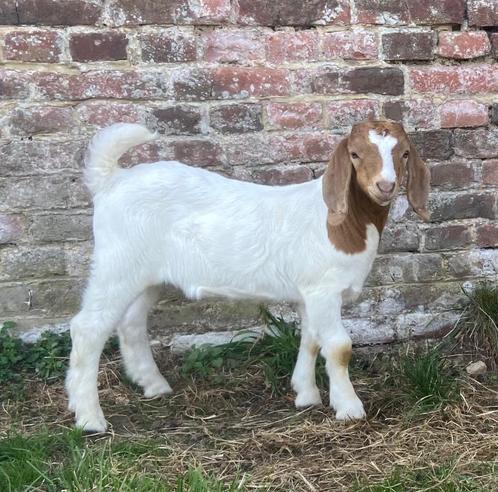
(66, 120, 430, 431)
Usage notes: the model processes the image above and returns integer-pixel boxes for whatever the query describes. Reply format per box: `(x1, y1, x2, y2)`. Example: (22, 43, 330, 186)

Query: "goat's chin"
(369, 192, 394, 207)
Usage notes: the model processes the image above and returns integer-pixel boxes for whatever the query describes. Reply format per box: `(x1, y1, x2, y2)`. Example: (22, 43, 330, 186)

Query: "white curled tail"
(84, 123, 157, 196)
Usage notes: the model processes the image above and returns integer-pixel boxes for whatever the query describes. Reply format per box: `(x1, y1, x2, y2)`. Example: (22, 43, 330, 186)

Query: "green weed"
(180, 309, 327, 395)
(453, 283, 498, 369)
(398, 344, 458, 411)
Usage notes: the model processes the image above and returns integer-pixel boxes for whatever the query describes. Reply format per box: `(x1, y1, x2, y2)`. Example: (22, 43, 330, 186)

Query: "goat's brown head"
(323, 120, 431, 226)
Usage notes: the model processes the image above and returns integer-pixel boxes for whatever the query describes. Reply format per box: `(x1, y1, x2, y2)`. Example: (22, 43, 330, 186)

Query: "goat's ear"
(322, 138, 352, 226)
(407, 143, 431, 222)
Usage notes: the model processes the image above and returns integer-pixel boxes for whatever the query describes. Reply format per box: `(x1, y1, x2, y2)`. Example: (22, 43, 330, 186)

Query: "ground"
(1, 321, 498, 491)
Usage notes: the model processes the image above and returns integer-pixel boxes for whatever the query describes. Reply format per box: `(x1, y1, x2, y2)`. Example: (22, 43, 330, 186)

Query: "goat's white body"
(67, 123, 381, 431)
(93, 161, 378, 305)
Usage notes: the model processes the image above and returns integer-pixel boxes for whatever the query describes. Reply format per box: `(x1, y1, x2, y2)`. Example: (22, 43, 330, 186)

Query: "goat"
(66, 120, 430, 431)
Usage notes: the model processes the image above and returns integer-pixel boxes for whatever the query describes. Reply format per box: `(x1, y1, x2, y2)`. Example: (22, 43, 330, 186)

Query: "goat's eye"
(351, 152, 359, 159)
(403, 151, 410, 159)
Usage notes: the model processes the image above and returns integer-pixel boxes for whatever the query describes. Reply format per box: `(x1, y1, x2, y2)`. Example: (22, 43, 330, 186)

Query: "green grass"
(355, 461, 491, 492)
(0, 322, 120, 399)
(454, 284, 498, 369)
(0, 429, 246, 492)
(181, 309, 327, 394)
(398, 344, 458, 412)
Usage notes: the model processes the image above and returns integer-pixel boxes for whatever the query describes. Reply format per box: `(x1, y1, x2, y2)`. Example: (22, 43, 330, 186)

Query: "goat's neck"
(326, 175, 390, 254)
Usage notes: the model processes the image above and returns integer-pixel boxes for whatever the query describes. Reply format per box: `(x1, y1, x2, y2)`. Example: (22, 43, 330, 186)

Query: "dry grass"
(2, 343, 498, 491)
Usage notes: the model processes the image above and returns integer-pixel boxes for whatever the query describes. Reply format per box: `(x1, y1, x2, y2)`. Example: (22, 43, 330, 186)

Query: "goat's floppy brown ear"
(407, 143, 431, 222)
(322, 138, 352, 226)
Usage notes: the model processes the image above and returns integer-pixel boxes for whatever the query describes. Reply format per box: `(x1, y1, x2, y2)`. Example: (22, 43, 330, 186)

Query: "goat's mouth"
(369, 189, 396, 206)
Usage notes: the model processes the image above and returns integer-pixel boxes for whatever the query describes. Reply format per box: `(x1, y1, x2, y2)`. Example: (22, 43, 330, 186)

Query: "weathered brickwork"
(0, 0, 497, 346)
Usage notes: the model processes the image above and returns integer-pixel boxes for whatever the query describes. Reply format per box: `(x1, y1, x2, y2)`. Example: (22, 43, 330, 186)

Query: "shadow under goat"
(66, 120, 431, 432)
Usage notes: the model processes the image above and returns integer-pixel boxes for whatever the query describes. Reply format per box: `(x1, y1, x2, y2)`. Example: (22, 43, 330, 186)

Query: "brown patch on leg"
(329, 341, 352, 369)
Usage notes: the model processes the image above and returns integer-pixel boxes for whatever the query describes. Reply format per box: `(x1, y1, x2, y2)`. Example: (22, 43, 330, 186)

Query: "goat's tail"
(84, 123, 157, 196)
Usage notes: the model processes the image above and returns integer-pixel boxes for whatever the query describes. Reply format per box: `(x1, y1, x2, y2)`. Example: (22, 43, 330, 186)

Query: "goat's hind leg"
(66, 279, 142, 432)
(117, 286, 172, 398)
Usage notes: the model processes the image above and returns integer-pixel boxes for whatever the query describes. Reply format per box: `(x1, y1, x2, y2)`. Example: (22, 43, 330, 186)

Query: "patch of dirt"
(2, 347, 498, 491)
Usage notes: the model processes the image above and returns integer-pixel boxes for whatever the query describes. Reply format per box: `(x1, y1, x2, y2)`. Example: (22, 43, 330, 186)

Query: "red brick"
(0, 70, 30, 99)
(491, 33, 498, 57)
(9, 106, 74, 135)
(344, 67, 404, 95)
(482, 159, 498, 186)
(408, 130, 453, 160)
(430, 161, 475, 189)
(438, 31, 491, 59)
(313, 67, 404, 96)
(223, 132, 339, 166)
(77, 101, 142, 126)
(33, 70, 168, 101)
(149, 106, 201, 135)
(355, 0, 465, 25)
(70, 32, 128, 62)
(326, 99, 378, 127)
(174, 139, 222, 167)
(172, 69, 213, 101)
(409, 65, 498, 94)
(424, 225, 472, 251)
(236, 0, 350, 26)
(322, 31, 378, 60)
(4, 30, 62, 63)
(140, 29, 197, 63)
(312, 69, 342, 94)
(273, 133, 341, 162)
(119, 143, 162, 167)
(476, 224, 498, 248)
(383, 100, 437, 130)
(382, 32, 434, 61)
(213, 67, 290, 99)
(209, 104, 263, 133)
(0, 0, 18, 24)
(17, 0, 102, 25)
(108, 0, 230, 26)
(202, 29, 265, 63)
(266, 31, 320, 64)
(187, 0, 231, 23)
(266, 102, 322, 130)
(0, 215, 25, 244)
(251, 166, 313, 185)
(430, 192, 496, 222)
(468, 0, 498, 26)
(440, 100, 488, 128)
(454, 128, 498, 159)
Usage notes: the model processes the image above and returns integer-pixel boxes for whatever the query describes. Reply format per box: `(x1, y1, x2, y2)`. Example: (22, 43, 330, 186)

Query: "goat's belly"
(182, 284, 301, 303)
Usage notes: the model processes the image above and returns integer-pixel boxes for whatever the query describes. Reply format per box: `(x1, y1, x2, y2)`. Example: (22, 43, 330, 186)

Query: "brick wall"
(1, 0, 497, 346)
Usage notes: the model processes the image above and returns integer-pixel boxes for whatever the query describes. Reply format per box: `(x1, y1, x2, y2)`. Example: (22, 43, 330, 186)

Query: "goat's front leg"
(304, 291, 365, 420)
(292, 306, 322, 407)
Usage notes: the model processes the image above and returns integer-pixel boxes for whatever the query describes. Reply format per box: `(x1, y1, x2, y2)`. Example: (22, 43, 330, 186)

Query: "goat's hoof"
(143, 378, 173, 399)
(295, 388, 322, 408)
(75, 413, 108, 433)
(334, 400, 366, 421)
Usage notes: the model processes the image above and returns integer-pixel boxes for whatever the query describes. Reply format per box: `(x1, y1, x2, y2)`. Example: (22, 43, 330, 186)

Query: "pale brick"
(326, 99, 378, 127)
(203, 29, 265, 63)
(440, 100, 488, 128)
(438, 31, 491, 59)
(0, 215, 25, 244)
(266, 102, 322, 130)
(266, 30, 320, 63)
(323, 30, 378, 60)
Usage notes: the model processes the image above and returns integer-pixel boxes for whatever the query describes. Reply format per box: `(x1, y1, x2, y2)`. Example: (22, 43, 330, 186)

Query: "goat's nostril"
(377, 181, 395, 194)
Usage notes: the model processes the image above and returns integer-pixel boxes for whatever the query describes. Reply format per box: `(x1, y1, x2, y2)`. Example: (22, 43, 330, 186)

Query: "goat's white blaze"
(368, 129, 397, 182)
